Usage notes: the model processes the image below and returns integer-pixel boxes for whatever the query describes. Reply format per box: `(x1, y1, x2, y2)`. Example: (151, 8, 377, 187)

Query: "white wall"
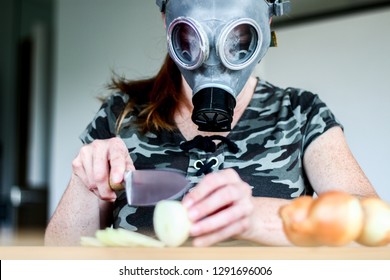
(50, 1, 390, 215)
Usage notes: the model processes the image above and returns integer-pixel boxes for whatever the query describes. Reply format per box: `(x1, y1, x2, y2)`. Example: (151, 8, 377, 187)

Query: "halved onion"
(153, 200, 191, 247)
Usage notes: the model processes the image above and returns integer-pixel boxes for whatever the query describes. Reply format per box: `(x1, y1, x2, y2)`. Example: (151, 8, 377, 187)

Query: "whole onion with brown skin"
(279, 196, 321, 246)
(356, 197, 390, 246)
(279, 191, 364, 246)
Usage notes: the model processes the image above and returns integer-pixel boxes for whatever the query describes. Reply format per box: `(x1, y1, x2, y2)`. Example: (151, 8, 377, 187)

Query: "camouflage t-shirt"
(80, 79, 342, 232)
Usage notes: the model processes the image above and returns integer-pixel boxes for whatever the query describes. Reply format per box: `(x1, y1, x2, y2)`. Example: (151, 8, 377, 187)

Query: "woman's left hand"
(182, 169, 254, 247)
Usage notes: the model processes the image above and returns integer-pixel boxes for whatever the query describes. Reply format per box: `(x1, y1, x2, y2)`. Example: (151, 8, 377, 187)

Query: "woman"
(45, 0, 378, 246)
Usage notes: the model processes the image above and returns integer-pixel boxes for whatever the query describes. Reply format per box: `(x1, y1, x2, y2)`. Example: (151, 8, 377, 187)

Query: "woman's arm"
(242, 127, 379, 245)
(44, 137, 134, 246)
(183, 126, 379, 247)
(303, 126, 378, 198)
(44, 175, 113, 246)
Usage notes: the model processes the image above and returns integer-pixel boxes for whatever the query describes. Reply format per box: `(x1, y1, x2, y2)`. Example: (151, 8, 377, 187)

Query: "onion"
(81, 200, 191, 247)
(279, 191, 364, 246)
(81, 228, 165, 247)
(308, 191, 364, 246)
(356, 197, 390, 246)
(153, 200, 191, 247)
(279, 196, 321, 246)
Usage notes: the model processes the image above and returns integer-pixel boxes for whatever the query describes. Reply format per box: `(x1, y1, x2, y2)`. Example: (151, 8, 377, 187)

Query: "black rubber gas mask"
(156, 0, 290, 131)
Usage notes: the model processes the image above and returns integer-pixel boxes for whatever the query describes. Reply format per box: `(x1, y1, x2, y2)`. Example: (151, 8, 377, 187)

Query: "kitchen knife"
(111, 169, 191, 206)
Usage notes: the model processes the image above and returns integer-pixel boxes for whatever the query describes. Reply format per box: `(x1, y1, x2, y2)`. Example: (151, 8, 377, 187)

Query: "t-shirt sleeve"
(79, 93, 128, 144)
(290, 89, 343, 153)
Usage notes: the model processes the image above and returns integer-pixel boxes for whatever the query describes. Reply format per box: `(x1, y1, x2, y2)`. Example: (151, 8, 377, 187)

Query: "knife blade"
(116, 169, 191, 206)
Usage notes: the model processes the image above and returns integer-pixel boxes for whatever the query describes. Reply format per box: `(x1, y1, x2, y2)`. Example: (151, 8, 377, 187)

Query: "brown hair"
(109, 54, 182, 134)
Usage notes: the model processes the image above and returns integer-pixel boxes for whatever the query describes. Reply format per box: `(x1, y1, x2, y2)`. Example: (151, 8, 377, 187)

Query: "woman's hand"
(71, 137, 134, 202)
(182, 169, 254, 247)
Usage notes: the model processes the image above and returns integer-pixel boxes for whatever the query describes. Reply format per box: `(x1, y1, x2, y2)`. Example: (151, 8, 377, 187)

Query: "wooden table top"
(1, 245, 389, 260)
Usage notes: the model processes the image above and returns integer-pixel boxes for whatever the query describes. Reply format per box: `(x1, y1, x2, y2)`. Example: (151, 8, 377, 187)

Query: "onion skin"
(356, 197, 390, 247)
(307, 191, 364, 246)
(279, 191, 364, 246)
(279, 196, 321, 246)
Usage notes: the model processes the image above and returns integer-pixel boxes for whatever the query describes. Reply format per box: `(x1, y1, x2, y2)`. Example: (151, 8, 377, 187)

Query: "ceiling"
(273, 0, 390, 26)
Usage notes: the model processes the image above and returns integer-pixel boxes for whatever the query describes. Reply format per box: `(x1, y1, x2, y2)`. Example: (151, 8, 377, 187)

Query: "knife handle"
(110, 170, 132, 191)
(109, 181, 124, 191)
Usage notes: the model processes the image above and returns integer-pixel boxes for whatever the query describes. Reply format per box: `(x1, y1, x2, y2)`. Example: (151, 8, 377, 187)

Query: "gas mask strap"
(268, 0, 291, 17)
(156, 0, 168, 13)
(157, 1, 292, 16)
(268, 1, 291, 47)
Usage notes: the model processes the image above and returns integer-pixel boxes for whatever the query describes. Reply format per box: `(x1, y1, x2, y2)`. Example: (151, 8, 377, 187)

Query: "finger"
(73, 146, 95, 191)
(190, 198, 253, 236)
(187, 183, 243, 222)
(187, 178, 252, 222)
(192, 217, 251, 247)
(108, 138, 134, 186)
(90, 187, 100, 197)
(91, 141, 116, 201)
(183, 169, 241, 208)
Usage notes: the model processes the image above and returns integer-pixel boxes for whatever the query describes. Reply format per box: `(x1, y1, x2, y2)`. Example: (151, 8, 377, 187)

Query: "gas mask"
(156, 0, 290, 132)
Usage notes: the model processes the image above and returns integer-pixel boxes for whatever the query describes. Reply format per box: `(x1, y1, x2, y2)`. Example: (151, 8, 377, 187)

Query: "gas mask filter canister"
(156, 0, 291, 132)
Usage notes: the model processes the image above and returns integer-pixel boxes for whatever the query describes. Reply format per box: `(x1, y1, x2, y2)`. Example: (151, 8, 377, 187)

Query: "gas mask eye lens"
(224, 25, 252, 61)
(168, 18, 209, 70)
(174, 25, 199, 64)
(218, 19, 262, 70)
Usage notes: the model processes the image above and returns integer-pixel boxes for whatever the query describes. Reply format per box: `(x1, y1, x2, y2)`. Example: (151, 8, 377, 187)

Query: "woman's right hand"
(71, 137, 135, 202)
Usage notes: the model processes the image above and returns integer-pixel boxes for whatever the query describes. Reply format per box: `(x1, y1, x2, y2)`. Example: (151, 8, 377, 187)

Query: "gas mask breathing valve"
(191, 88, 236, 132)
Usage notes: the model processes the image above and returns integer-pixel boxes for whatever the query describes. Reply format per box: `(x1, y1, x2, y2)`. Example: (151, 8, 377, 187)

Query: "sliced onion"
(80, 228, 165, 247)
